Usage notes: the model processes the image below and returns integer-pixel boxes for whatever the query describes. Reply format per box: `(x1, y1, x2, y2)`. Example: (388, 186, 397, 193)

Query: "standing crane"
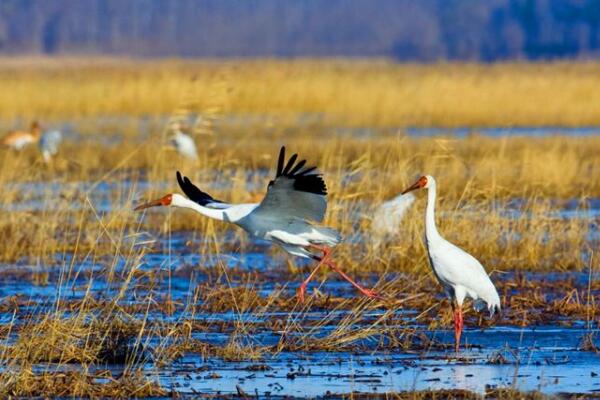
(401, 175, 501, 352)
(135, 146, 379, 302)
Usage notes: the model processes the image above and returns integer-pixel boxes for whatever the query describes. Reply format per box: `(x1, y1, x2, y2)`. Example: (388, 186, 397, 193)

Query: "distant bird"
(371, 191, 415, 247)
(168, 122, 198, 160)
(38, 130, 62, 162)
(402, 175, 500, 352)
(135, 146, 379, 302)
(2, 121, 41, 150)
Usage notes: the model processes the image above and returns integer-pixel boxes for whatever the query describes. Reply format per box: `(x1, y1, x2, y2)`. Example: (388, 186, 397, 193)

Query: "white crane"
(135, 146, 379, 302)
(38, 130, 62, 162)
(401, 175, 501, 352)
(168, 122, 198, 160)
(371, 191, 415, 248)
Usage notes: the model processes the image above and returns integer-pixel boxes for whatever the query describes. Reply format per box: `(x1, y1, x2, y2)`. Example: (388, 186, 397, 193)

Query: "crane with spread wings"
(135, 146, 379, 302)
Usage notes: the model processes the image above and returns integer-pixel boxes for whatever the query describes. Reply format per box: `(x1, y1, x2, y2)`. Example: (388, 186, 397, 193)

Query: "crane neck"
(172, 196, 227, 221)
(171, 194, 257, 224)
(425, 180, 441, 242)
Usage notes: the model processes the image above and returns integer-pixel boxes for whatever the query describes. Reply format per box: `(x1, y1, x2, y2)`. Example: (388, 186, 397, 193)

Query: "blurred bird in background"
(2, 121, 63, 163)
(168, 121, 198, 160)
(2, 121, 42, 150)
(39, 130, 63, 163)
(371, 191, 415, 248)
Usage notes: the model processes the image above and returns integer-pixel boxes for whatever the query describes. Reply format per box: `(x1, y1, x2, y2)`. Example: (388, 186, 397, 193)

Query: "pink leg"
(297, 246, 333, 302)
(453, 303, 463, 353)
(301, 245, 380, 300)
(323, 258, 381, 299)
(297, 258, 326, 303)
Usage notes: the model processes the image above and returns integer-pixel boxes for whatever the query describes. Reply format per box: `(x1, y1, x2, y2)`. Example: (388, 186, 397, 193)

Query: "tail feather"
(312, 226, 342, 247)
(489, 301, 501, 317)
(473, 294, 501, 318)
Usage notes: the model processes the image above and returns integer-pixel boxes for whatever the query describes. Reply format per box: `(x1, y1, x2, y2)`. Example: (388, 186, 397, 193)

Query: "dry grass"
(2, 58, 600, 127)
(0, 58, 597, 397)
(0, 252, 595, 396)
(0, 133, 595, 271)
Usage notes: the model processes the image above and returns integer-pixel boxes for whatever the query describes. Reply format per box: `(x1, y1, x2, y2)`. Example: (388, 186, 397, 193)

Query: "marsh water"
(1, 175, 599, 397)
(0, 182, 600, 396)
(2, 256, 600, 396)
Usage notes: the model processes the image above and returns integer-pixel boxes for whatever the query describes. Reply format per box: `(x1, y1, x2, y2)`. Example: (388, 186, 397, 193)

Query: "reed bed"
(0, 132, 596, 271)
(0, 58, 597, 397)
(2, 58, 600, 127)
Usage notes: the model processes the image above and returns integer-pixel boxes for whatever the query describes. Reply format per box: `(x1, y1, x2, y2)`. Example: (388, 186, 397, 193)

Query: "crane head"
(134, 193, 173, 211)
(401, 175, 430, 194)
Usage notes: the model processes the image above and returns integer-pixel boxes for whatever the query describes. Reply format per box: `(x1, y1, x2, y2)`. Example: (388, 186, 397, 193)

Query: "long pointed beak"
(134, 198, 165, 211)
(401, 180, 422, 195)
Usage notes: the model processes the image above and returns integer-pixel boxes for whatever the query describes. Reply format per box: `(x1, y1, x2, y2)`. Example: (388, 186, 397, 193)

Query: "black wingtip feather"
(297, 166, 317, 176)
(176, 171, 223, 206)
(270, 148, 327, 196)
(276, 146, 285, 177)
(282, 153, 298, 175)
(294, 174, 327, 196)
(289, 159, 306, 175)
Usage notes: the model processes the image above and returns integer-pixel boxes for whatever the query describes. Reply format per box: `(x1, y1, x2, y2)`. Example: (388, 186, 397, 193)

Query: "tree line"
(1, 0, 599, 60)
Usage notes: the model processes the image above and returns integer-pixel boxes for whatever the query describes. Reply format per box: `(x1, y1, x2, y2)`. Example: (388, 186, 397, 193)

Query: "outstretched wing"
(176, 171, 231, 209)
(254, 146, 327, 222)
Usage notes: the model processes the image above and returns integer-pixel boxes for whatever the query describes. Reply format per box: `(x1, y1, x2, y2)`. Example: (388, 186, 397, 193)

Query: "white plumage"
(427, 239, 501, 314)
(38, 130, 62, 162)
(7, 134, 36, 150)
(168, 123, 198, 160)
(371, 191, 415, 247)
(402, 175, 500, 352)
(136, 146, 378, 301)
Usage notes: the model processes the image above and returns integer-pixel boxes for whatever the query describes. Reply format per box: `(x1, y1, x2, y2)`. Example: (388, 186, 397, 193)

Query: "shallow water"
(1, 150, 599, 396)
(159, 332, 600, 396)
(405, 126, 600, 138)
(2, 242, 600, 396)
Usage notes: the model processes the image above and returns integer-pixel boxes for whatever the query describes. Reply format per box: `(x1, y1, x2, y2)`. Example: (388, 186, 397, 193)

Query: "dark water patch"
(154, 334, 600, 396)
(405, 126, 600, 138)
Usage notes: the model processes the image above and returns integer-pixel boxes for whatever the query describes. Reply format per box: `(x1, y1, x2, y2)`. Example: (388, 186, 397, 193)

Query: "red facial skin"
(401, 176, 428, 195)
(134, 193, 172, 211)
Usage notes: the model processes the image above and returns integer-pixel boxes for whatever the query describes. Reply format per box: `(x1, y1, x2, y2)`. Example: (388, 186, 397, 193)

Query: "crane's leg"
(324, 259, 380, 299)
(301, 245, 381, 300)
(298, 246, 333, 302)
(452, 302, 463, 352)
(297, 257, 326, 303)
